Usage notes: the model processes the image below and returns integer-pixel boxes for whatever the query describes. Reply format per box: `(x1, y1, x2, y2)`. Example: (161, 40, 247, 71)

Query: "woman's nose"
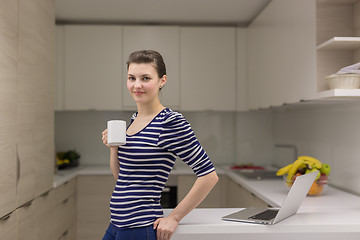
(134, 79, 142, 88)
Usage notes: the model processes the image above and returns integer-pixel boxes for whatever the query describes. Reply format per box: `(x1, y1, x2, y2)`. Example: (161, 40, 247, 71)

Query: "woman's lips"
(133, 91, 145, 96)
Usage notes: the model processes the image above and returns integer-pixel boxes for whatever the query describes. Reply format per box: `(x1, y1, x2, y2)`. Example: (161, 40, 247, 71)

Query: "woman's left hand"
(153, 216, 179, 240)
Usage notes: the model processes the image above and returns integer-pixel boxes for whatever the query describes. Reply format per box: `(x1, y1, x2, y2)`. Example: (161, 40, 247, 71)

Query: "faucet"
(274, 144, 298, 162)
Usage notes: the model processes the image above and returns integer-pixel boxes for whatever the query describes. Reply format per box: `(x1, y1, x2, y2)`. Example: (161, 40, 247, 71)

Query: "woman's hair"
(127, 50, 166, 78)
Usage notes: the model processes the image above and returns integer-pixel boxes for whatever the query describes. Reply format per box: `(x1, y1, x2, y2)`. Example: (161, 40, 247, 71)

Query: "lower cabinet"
(224, 176, 269, 208)
(0, 210, 17, 240)
(177, 175, 225, 208)
(16, 178, 76, 240)
(76, 175, 116, 240)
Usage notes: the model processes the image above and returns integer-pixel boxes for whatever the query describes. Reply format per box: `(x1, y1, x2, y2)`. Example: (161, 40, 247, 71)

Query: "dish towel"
(337, 62, 360, 74)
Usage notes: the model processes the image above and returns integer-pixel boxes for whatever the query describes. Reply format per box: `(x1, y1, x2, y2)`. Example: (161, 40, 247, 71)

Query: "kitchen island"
(54, 165, 360, 239)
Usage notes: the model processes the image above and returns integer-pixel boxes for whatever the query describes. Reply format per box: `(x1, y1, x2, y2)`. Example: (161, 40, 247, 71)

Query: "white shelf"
(317, 37, 360, 50)
(311, 89, 360, 100)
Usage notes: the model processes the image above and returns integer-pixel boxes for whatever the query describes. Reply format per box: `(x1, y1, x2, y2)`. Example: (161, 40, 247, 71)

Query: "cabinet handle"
(58, 230, 68, 240)
(40, 191, 50, 198)
(0, 212, 12, 221)
(62, 198, 69, 204)
(21, 201, 32, 208)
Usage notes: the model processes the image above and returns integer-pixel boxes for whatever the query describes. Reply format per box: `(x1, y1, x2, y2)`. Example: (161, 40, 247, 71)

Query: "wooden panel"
(122, 25, 181, 110)
(0, 0, 17, 218)
(316, 2, 354, 44)
(76, 175, 116, 240)
(0, 211, 17, 240)
(53, 195, 76, 240)
(17, 0, 55, 206)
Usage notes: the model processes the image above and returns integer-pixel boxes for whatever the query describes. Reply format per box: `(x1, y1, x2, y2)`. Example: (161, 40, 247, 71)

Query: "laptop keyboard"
(248, 209, 278, 221)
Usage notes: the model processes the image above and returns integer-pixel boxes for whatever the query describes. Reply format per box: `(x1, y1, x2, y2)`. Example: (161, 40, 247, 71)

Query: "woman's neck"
(136, 100, 165, 117)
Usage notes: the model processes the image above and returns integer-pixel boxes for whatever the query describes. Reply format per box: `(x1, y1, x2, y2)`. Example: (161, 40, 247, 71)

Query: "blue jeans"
(102, 223, 157, 240)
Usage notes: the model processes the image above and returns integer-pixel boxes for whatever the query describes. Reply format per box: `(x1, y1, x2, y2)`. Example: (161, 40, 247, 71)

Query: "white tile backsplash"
(55, 102, 360, 195)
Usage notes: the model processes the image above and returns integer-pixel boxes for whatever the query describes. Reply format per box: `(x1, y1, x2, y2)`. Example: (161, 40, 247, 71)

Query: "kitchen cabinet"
(0, 0, 17, 218)
(0, 211, 17, 240)
(224, 176, 268, 208)
(64, 25, 123, 110)
(180, 26, 236, 111)
(248, 0, 316, 109)
(55, 25, 65, 111)
(76, 175, 116, 240)
(177, 175, 225, 207)
(236, 28, 248, 111)
(122, 25, 181, 110)
(16, 0, 55, 207)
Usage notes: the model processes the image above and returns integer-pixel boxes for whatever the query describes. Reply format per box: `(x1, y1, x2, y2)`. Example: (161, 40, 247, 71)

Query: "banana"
(298, 156, 322, 169)
(286, 158, 306, 182)
(276, 163, 293, 176)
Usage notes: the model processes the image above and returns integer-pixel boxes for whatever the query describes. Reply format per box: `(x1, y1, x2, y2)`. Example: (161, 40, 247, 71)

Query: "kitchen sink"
(232, 169, 282, 180)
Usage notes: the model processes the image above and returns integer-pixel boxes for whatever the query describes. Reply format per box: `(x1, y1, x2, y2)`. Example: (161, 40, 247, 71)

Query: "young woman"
(101, 50, 218, 240)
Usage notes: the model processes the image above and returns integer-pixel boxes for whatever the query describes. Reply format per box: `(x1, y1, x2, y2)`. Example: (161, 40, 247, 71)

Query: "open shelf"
(317, 37, 360, 50)
(312, 89, 360, 100)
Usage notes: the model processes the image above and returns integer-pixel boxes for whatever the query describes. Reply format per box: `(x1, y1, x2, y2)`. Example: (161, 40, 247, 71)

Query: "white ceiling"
(55, 0, 271, 26)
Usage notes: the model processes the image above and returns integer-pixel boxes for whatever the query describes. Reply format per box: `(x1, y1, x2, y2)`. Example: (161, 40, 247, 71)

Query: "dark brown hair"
(126, 50, 166, 78)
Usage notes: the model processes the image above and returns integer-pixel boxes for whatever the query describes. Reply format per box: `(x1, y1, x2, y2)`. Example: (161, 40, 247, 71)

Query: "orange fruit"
(308, 181, 323, 195)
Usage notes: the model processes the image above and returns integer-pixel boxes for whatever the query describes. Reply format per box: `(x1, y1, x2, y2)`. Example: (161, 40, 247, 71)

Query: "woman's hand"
(101, 129, 117, 149)
(153, 216, 179, 240)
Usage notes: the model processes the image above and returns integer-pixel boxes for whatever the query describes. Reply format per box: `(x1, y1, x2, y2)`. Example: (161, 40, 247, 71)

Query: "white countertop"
(54, 164, 360, 238)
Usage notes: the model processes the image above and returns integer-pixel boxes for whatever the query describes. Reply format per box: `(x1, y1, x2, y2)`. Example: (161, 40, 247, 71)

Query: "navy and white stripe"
(110, 108, 215, 229)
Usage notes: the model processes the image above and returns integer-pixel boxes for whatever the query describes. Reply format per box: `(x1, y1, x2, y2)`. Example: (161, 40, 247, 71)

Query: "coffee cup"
(107, 120, 126, 146)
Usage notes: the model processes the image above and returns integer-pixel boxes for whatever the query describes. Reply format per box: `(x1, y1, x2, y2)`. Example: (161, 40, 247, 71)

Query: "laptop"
(222, 170, 318, 225)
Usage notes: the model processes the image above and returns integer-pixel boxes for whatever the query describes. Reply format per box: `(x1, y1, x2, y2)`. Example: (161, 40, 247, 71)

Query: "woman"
(101, 50, 218, 240)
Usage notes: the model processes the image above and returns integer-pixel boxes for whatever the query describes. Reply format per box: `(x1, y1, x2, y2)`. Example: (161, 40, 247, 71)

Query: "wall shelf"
(317, 37, 360, 50)
(312, 89, 360, 100)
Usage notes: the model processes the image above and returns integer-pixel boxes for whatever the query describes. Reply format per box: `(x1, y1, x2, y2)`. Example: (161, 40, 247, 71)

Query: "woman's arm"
(154, 171, 219, 240)
(102, 129, 119, 180)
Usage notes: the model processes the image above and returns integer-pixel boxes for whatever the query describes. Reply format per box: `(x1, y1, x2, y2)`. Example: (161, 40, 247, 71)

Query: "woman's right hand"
(102, 129, 118, 149)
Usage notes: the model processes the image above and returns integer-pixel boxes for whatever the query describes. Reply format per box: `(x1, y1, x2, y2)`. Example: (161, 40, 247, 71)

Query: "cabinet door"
(0, 0, 17, 218)
(122, 26, 181, 110)
(248, 0, 316, 109)
(180, 27, 236, 111)
(177, 175, 224, 208)
(236, 28, 248, 111)
(76, 175, 116, 240)
(17, 0, 55, 207)
(64, 25, 123, 110)
(0, 211, 17, 240)
(55, 25, 65, 111)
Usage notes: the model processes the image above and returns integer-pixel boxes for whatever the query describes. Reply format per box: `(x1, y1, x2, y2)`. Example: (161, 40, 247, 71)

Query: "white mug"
(107, 120, 126, 146)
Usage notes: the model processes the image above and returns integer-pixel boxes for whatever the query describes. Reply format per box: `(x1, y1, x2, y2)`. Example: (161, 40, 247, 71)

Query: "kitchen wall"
(273, 102, 360, 196)
(55, 110, 274, 167)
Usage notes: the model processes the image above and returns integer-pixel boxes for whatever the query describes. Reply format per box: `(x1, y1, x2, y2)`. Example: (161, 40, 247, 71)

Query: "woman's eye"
(143, 77, 151, 81)
(128, 76, 135, 81)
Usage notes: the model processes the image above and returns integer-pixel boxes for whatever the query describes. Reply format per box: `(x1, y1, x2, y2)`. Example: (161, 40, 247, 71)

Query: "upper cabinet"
(122, 26, 181, 110)
(180, 27, 236, 111)
(56, 25, 239, 111)
(64, 25, 123, 110)
(248, 0, 316, 109)
(248, 0, 360, 110)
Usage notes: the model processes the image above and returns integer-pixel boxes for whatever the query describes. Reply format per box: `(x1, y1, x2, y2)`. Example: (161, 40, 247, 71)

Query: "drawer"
(52, 178, 76, 206)
(0, 211, 17, 240)
(57, 224, 76, 240)
(53, 195, 76, 239)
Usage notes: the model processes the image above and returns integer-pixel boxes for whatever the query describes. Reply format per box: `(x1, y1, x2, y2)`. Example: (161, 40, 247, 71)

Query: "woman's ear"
(160, 75, 167, 88)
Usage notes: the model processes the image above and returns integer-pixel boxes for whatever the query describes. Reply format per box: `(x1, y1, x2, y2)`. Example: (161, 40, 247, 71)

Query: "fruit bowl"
(284, 173, 329, 196)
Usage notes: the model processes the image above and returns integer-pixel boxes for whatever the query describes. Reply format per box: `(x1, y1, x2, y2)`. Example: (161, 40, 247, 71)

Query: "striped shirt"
(110, 108, 215, 229)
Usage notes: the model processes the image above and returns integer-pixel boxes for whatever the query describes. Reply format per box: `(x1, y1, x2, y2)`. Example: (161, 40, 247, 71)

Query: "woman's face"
(127, 63, 166, 105)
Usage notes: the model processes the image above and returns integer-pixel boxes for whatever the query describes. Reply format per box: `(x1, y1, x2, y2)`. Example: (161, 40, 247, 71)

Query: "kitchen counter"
(163, 208, 360, 240)
(54, 165, 360, 239)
